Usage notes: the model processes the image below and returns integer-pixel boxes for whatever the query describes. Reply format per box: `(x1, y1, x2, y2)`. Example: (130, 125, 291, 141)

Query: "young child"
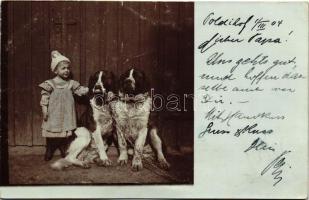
(39, 50, 89, 161)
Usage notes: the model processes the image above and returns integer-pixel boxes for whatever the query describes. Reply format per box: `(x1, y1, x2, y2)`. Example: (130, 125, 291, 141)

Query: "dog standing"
(110, 68, 170, 171)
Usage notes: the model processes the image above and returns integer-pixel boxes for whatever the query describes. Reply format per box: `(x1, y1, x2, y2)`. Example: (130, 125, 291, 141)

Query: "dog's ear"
(118, 70, 128, 92)
(139, 71, 151, 94)
(88, 74, 94, 88)
(143, 71, 151, 92)
(88, 74, 95, 96)
(108, 71, 117, 94)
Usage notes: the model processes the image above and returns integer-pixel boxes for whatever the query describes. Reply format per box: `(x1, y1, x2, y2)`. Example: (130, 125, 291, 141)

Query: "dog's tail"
(50, 158, 72, 170)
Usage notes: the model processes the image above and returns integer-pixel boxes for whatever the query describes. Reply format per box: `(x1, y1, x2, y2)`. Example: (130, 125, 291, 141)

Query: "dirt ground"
(9, 146, 193, 185)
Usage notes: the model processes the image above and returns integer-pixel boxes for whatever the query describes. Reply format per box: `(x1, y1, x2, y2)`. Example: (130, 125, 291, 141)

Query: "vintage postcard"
(0, 1, 308, 199)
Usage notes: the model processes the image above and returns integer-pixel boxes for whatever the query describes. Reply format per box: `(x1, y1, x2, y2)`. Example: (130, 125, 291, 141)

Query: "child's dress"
(39, 78, 88, 137)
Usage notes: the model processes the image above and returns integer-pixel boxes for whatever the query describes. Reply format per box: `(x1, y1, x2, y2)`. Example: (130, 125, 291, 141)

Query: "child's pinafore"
(39, 79, 87, 137)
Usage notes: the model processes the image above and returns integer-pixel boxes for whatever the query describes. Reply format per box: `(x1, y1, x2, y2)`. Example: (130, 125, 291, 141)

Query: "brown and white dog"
(110, 68, 170, 171)
(51, 70, 116, 170)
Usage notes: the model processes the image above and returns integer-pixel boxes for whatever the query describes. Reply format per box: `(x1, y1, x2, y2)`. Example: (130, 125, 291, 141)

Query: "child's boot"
(44, 138, 57, 161)
(58, 138, 67, 158)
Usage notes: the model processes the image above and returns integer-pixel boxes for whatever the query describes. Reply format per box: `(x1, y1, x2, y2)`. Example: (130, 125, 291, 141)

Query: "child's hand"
(42, 106, 48, 121)
(74, 86, 89, 96)
(43, 111, 48, 121)
(83, 87, 89, 94)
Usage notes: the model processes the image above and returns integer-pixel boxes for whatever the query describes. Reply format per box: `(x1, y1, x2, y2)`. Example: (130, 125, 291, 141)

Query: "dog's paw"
(95, 158, 112, 167)
(117, 158, 128, 166)
(132, 156, 143, 171)
(117, 154, 128, 166)
(158, 158, 170, 170)
(81, 162, 91, 169)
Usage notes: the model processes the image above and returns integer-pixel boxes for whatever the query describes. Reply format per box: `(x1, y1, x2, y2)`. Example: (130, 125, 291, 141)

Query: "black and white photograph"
(1, 1, 193, 185)
(1, 1, 308, 199)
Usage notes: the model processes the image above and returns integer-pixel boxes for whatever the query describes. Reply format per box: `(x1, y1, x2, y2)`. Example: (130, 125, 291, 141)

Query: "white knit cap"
(50, 50, 70, 72)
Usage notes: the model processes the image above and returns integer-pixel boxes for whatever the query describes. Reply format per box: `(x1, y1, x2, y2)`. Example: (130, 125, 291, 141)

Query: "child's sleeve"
(72, 80, 89, 96)
(38, 81, 53, 106)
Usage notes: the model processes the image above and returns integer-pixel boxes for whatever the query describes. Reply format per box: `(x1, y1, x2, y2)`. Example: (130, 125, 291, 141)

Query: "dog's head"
(88, 70, 115, 106)
(119, 68, 150, 96)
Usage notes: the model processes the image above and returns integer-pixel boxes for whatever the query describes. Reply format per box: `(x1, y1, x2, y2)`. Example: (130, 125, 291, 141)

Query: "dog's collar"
(90, 91, 117, 110)
(90, 98, 107, 111)
(119, 92, 149, 103)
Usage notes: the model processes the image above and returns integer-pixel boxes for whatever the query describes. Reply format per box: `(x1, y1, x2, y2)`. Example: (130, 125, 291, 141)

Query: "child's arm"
(72, 80, 89, 96)
(41, 105, 48, 121)
(39, 81, 53, 121)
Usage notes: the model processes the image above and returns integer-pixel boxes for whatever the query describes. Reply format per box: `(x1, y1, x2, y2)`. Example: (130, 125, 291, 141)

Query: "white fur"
(111, 97, 152, 169)
(90, 97, 113, 162)
(51, 71, 114, 170)
(111, 94, 170, 170)
(92, 71, 106, 93)
(51, 127, 91, 170)
(127, 69, 136, 89)
(128, 69, 134, 81)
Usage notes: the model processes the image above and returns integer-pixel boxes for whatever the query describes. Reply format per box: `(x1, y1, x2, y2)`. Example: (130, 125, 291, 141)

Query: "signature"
(244, 137, 275, 152)
(261, 150, 291, 186)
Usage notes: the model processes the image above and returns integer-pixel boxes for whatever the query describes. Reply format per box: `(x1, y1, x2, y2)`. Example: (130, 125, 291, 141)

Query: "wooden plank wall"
(4, 1, 193, 148)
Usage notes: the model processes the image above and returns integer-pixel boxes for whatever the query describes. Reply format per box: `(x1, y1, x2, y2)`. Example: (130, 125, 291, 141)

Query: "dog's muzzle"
(92, 85, 107, 107)
(93, 84, 106, 94)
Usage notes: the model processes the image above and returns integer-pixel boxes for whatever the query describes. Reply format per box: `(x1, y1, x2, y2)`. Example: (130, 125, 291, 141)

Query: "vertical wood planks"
(79, 2, 86, 85)
(158, 2, 181, 148)
(7, 2, 15, 146)
(139, 2, 160, 89)
(98, 3, 107, 70)
(49, 2, 64, 53)
(31, 2, 50, 145)
(13, 1, 32, 146)
(65, 2, 84, 118)
(84, 2, 100, 80)
(178, 3, 194, 147)
(6, 2, 193, 147)
(65, 2, 81, 82)
(179, 3, 194, 94)
(160, 2, 180, 89)
(104, 2, 119, 74)
(118, 2, 140, 74)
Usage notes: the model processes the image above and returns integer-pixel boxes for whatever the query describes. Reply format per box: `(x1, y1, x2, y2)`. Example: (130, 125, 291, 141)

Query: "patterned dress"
(39, 78, 88, 137)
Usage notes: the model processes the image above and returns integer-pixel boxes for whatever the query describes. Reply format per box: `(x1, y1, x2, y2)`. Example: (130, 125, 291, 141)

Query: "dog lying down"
(51, 69, 170, 171)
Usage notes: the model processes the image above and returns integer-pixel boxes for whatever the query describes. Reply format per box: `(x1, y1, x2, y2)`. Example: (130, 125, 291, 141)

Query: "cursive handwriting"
(200, 72, 235, 81)
(244, 137, 275, 152)
(205, 107, 285, 126)
(234, 123, 273, 137)
(244, 65, 279, 85)
(201, 94, 224, 104)
(198, 33, 243, 53)
(203, 12, 254, 34)
(261, 150, 291, 186)
(199, 122, 230, 138)
(248, 33, 281, 45)
(199, 83, 228, 92)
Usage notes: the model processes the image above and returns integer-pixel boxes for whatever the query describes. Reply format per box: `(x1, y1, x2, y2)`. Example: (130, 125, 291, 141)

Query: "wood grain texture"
(6, 2, 193, 146)
(13, 1, 33, 146)
(31, 1, 49, 145)
(104, 2, 119, 74)
(7, 2, 15, 146)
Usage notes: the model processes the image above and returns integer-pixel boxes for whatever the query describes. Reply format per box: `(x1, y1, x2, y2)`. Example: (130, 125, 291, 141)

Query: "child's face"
(55, 61, 70, 79)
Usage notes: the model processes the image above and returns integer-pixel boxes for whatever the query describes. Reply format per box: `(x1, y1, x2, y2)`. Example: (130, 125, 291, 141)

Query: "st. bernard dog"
(110, 68, 170, 171)
(51, 70, 116, 170)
